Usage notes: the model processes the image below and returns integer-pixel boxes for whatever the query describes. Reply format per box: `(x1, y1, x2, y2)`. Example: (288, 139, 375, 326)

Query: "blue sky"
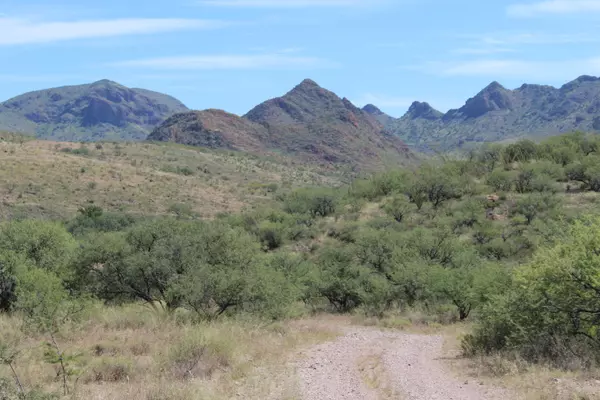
(2, 0, 600, 116)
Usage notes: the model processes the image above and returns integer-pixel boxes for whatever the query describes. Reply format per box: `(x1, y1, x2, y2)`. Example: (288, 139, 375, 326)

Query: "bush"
(566, 156, 600, 192)
(411, 163, 466, 208)
(383, 195, 413, 222)
(465, 216, 600, 368)
(514, 193, 561, 225)
(256, 221, 285, 251)
(486, 169, 514, 192)
(67, 206, 136, 235)
(283, 188, 338, 218)
(0, 220, 76, 279)
(61, 147, 90, 156)
(311, 246, 368, 312)
(0, 255, 19, 312)
(167, 203, 197, 219)
(502, 139, 537, 164)
(514, 169, 535, 193)
(165, 329, 231, 380)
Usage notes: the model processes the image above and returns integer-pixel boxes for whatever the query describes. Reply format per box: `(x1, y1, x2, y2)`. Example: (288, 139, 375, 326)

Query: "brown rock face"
(150, 79, 413, 169)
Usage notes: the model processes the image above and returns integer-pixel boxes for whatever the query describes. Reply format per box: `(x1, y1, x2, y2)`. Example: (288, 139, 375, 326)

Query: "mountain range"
(2, 75, 600, 163)
(364, 75, 600, 151)
(0, 80, 188, 141)
(149, 79, 412, 168)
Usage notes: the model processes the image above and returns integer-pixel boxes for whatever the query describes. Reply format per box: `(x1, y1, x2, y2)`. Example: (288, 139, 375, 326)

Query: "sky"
(2, 0, 600, 117)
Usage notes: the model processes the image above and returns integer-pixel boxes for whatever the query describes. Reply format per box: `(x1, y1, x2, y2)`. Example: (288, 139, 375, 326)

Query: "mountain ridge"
(0, 80, 188, 141)
(150, 79, 413, 168)
(381, 75, 600, 151)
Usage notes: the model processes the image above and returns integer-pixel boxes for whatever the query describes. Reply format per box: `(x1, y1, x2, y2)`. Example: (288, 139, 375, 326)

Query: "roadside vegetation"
(1, 131, 600, 399)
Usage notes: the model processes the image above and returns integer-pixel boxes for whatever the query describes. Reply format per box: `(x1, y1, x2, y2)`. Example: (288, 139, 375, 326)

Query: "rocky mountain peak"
(362, 104, 384, 115)
(561, 75, 600, 92)
(406, 101, 443, 120)
(458, 81, 514, 119)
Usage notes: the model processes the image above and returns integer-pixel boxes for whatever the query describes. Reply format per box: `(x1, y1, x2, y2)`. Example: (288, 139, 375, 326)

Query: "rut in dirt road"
(296, 327, 513, 400)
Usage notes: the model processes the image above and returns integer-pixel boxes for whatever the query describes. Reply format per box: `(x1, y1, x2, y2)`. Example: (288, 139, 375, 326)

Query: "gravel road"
(296, 327, 512, 400)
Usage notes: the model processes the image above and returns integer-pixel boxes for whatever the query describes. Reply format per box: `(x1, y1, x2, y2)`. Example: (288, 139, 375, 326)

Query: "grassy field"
(3, 308, 596, 400)
(0, 133, 341, 219)
(0, 305, 342, 400)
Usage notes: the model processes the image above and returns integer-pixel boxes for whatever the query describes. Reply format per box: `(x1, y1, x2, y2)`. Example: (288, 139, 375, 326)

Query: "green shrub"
(486, 169, 514, 192)
(465, 216, 600, 368)
(256, 221, 285, 251)
(61, 147, 90, 156)
(383, 195, 413, 222)
(0, 220, 76, 278)
(283, 188, 338, 218)
(67, 206, 136, 236)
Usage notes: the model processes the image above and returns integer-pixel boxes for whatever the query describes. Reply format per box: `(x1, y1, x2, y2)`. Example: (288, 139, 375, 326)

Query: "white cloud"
(451, 31, 599, 57)
(440, 60, 542, 77)
(0, 17, 228, 45)
(110, 54, 338, 70)
(354, 93, 414, 108)
(456, 32, 600, 51)
(508, 0, 600, 17)
(413, 57, 600, 80)
(199, 0, 378, 7)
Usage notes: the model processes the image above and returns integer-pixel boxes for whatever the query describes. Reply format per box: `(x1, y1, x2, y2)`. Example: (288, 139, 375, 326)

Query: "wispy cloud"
(508, 0, 600, 17)
(477, 32, 600, 45)
(198, 0, 380, 7)
(110, 54, 338, 70)
(451, 31, 599, 56)
(0, 17, 228, 45)
(412, 57, 600, 80)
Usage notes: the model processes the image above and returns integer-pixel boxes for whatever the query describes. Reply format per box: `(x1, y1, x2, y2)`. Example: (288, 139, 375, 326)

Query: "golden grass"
(0, 139, 340, 219)
(437, 329, 600, 400)
(0, 306, 340, 400)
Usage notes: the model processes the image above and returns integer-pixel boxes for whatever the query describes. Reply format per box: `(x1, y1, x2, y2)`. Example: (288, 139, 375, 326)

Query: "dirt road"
(296, 327, 512, 400)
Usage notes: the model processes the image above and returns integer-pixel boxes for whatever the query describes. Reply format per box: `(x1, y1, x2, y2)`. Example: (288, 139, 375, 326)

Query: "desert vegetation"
(0, 132, 339, 220)
(2, 132, 600, 399)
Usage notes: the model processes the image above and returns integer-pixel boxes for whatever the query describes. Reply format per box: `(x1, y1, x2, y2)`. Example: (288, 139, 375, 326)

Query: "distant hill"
(150, 79, 413, 169)
(360, 104, 396, 127)
(0, 80, 188, 141)
(0, 132, 340, 220)
(363, 75, 600, 151)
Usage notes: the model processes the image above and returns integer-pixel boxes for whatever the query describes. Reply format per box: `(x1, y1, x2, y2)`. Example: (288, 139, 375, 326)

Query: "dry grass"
(351, 307, 461, 335)
(437, 328, 600, 400)
(456, 355, 600, 400)
(0, 138, 341, 219)
(357, 352, 400, 399)
(0, 306, 339, 400)
(353, 312, 600, 400)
